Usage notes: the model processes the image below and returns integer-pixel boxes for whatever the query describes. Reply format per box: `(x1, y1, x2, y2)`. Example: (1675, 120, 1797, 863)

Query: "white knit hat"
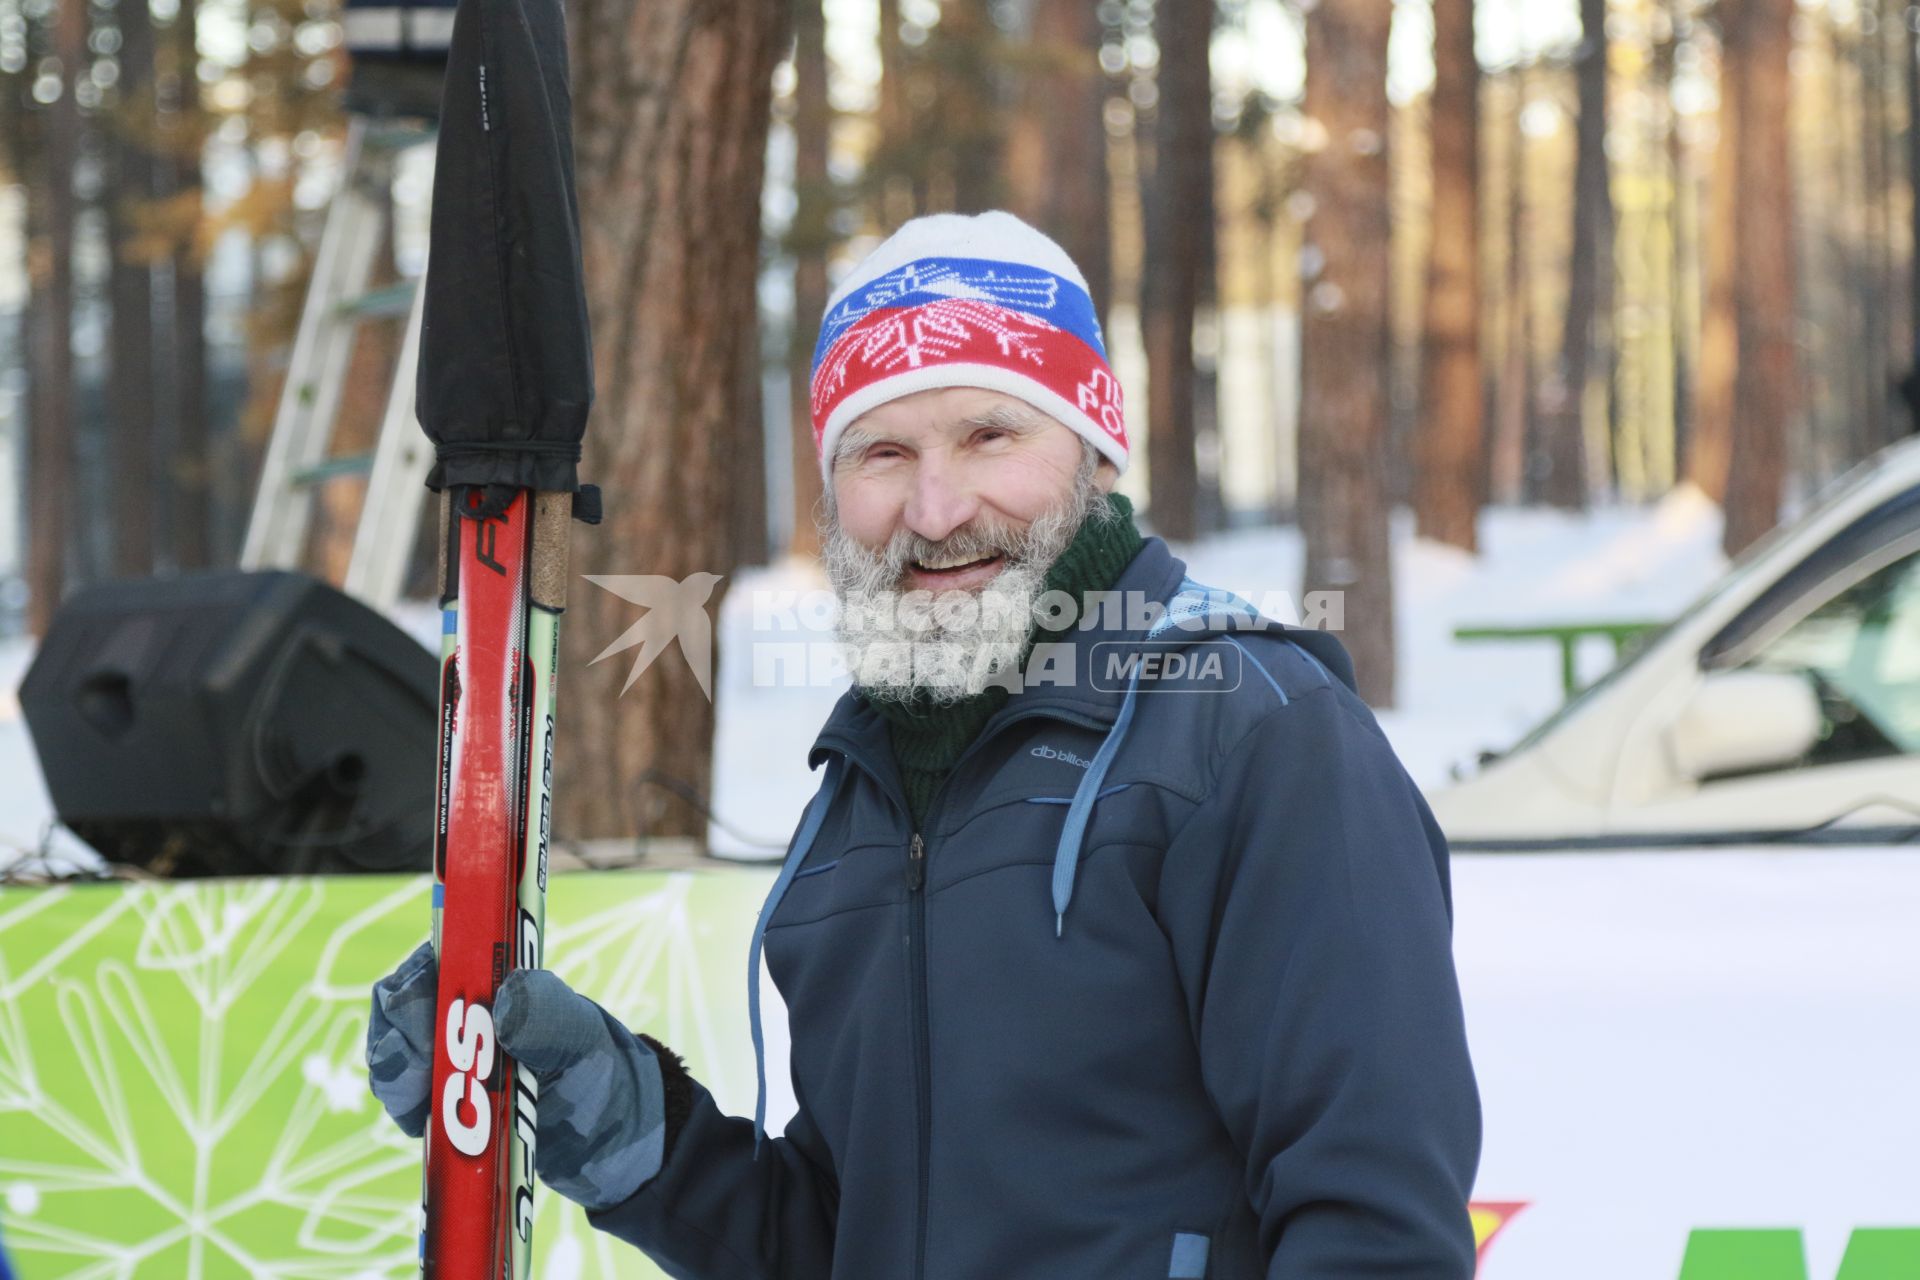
(807, 211, 1128, 480)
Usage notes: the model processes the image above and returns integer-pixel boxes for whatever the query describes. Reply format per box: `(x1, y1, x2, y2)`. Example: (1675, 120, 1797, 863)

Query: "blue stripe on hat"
(812, 256, 1105, 371)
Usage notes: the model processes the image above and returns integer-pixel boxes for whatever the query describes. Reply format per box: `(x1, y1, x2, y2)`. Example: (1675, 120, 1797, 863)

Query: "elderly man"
(368, 212, 1481, 1278)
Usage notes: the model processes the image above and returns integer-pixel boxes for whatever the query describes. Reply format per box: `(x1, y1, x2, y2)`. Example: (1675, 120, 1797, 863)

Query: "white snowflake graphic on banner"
(813, 298, 1061, 418)
(821, 260, 1064, 346)
(0, 872, 762, 1279)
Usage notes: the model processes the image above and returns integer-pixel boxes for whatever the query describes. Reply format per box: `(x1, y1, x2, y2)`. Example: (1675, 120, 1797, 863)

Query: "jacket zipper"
(878, 705, 1113, 1280)
(906, 831, 930, 1280)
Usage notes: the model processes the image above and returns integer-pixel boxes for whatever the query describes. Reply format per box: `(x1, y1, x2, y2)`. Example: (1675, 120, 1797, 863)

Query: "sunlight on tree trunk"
(1539, 0, 1609, 511)
(1490, 65, 1535, 508)
(167, 0, 212, 570)
(1300, 0, 1396, 707)
(786, 0, 831, 562)
(1006, 0, 1112, 328)
(108, 0, 158, 576)
(1689, 8, 1741, 505)
(27, 0, 85, 636)
(1140, 0, 1210, 541)
(1414, 0, 1483, 552)
(557, 0, 789, 843)
(1723, 0, 1797, 556)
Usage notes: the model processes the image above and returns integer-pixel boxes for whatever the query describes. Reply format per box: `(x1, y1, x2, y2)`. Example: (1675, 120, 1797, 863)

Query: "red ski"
(409, 0, 595, 1265)
(423, 490, 567, 1277)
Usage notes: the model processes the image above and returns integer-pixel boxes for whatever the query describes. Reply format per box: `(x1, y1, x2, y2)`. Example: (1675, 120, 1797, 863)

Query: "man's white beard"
(822, 470, 1104, 705)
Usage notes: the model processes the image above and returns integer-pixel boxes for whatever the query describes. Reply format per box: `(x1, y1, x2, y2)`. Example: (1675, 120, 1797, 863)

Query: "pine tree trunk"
(108, 0, 158, 576)
(1858, 6, 1892, 456)
(1882, 0, 1912, 441)
(872, 0, 909, 220)
(1723, 0, 1797, 555)
(1539, 0, 1609, 510)
(556, 0, 788, 843)
(941, 0, 1002, 211)
(1837, 14, 1873, 468)
(1660, 0, 1693, 484)
(26, 0, 86, 635)
(1140, 0, 1210, 541)
(1908, 0, 1920, 406)
(1690, 10, 1742, 503)
(1490, 64, 1534, 506)
(787, 0, 830, 560)
(169, 0, 212, 574)
(1300, 0, 1396, 707)
(1413, 0, 1483, 551)
(731, 320, 769, 571)
(1006, 0, 1112, 327)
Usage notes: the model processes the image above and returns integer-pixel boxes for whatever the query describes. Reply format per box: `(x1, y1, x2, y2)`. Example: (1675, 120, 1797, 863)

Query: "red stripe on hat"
(810, 298, 1126, 454)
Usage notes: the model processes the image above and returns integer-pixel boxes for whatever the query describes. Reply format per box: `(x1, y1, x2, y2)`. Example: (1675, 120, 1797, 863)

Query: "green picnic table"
(1452, 618, 1666, 697)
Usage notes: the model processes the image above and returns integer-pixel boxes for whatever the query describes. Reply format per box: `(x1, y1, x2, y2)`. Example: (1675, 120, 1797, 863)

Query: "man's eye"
(973, 428, 1008, 445)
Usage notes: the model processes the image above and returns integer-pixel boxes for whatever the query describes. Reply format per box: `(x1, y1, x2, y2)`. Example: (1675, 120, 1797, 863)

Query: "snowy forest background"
(0, 0, 1912, 851)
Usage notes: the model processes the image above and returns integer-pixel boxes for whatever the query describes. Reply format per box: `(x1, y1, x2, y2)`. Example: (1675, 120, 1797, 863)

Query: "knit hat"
(808, 211, 1129, 482)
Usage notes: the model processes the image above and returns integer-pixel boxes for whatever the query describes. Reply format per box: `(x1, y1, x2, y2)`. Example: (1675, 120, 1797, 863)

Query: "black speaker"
(19, 571, 438, 876)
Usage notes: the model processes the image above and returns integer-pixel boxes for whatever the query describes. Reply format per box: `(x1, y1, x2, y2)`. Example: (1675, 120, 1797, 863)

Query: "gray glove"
(366, 940, 437, 1138)
(494, 969, 668, 1211)
(364, 944, 670, 1212)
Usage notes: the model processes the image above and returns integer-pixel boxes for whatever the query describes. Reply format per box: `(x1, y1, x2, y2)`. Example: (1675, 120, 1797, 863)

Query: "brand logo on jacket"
(1030, 743, 1092, 768)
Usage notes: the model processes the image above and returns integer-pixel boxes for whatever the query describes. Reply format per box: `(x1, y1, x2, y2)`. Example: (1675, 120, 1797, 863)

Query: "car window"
(1701, 484, 1920, 666)
(1482, 458, 1920, 767)
(1737, 537, 1920, 763)
(1489, 461, 1920, 764)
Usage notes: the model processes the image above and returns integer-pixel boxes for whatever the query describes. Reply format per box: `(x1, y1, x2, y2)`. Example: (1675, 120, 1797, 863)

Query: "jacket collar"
(808, 536, 1190, 778)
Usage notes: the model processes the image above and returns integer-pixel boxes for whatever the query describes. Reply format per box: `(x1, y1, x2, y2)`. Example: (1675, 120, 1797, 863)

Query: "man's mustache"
(879, 522, 1028, 577)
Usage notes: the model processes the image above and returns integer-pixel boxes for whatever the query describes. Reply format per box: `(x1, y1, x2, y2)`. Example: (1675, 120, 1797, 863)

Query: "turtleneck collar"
(858, 491, 1145, 827)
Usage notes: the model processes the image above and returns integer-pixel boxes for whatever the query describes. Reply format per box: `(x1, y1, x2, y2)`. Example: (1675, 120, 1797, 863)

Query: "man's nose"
(902, 455, 980, 544)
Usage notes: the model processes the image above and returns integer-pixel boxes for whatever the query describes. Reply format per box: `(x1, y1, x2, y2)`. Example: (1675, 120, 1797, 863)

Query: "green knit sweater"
(862, 493, 1144, 831)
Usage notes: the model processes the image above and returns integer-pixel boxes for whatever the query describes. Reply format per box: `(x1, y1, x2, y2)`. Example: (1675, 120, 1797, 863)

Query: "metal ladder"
(240, 115, 438, 610)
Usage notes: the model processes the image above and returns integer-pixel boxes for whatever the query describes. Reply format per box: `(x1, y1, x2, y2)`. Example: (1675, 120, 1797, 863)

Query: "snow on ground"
(0, 495, 1727, 869)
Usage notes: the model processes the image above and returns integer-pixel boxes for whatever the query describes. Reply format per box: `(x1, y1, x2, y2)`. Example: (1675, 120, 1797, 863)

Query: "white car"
(1432, 436, 1920, 848)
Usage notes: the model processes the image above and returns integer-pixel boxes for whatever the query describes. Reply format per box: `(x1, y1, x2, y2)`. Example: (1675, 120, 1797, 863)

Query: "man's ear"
(1095, 459, 1120, 493)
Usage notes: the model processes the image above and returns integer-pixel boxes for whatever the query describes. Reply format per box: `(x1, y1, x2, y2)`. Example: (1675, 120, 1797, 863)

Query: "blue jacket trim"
(747, 752, 847, 1156)
(1226, 634, 1289, 705)
(790, 858, 840, 880)
(1024, 784, 1132, 806)
(1049, 577, 1273, 938)
(1169, 1231, 1211, 1278)
(1050, 662, 1143, 937)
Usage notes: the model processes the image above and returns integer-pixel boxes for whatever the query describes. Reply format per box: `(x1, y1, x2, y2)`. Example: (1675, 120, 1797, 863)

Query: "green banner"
(0, 869, 775, 1279)
(1677, 1229, 1920, 1280)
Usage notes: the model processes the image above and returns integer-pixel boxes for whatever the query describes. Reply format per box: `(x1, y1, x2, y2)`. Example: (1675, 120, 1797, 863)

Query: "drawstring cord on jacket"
(747, 753, 847, 1157)
(747, 579, 1279, 1156)
(1047, 579, 1268, 938)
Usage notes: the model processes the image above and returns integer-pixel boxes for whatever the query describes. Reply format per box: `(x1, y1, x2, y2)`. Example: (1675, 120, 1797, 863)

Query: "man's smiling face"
(828, 386, 1111, 594)
(819, 385, 1118, 703)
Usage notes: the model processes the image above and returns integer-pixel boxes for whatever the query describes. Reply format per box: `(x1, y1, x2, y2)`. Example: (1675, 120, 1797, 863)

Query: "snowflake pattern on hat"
(811, 297, 1060, 424)
(817, 260, 1066, 354)
(807, 216, 1129, 478)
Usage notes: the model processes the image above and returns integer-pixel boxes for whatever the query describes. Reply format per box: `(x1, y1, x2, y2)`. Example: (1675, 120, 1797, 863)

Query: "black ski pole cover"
(417, 0, 597, 516)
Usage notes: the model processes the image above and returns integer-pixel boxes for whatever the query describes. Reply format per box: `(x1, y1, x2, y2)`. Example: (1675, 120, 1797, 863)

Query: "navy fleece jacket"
(587, 537, 1482, 1279)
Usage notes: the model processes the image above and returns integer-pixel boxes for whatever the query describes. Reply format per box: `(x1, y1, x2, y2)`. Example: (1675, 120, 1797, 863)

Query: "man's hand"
(492, 968, 668, 1210)
(364, 945, 670, 1212)
(366, 940, 437, 1138)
